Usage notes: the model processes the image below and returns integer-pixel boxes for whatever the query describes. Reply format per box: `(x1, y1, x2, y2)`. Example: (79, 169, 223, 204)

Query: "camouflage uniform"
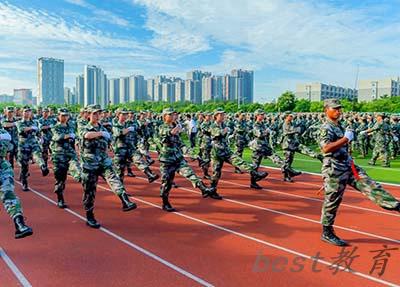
(112, 110, 158, 183)
(249, 112, 286, 172)
(16, 111, 47, 188)
(281, 117, 322, 175)
(368, 114, 391, 167)
(1, 107, 18, 168)
(320, 119, 399, 225)
(197, 115, 213, 178)
(158, 108, 213, 210)
(0, 128, 22, 218)
(210, 108, 267, 191)
(50, 109, 81, 207)
(38, 112, 53, 167)
(0, 127, 33, 238)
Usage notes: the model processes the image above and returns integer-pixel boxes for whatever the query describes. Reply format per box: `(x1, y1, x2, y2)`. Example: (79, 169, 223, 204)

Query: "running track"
(1, 156, 399, 287)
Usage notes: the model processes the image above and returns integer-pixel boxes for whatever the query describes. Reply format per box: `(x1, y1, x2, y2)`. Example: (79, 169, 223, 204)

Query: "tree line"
(1, 91, 400, 113)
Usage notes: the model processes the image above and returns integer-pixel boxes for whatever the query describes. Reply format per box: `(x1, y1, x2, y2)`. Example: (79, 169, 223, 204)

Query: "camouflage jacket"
(210, 122, 232, 158)
(249, 121, 272, 152)
(0, 128, 10, 158)
(319, 119, 350, 174)
(158, 123, 184, 163)
(281, 121, 300, 150)
(50, 123, 76, 155)
(16, 119, 41, 148)
(1, 117, 18, 144)
(79, 123, 112, 169)
(38, 117, 54, 143)
(370, 121, 390, 145)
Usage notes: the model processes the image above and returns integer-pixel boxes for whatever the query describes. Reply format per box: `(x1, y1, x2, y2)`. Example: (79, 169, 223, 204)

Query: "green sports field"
(240, 148, 400, 185)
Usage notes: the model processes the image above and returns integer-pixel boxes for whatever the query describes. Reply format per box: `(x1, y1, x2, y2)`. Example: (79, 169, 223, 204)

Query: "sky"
(1, 0, 400, 102)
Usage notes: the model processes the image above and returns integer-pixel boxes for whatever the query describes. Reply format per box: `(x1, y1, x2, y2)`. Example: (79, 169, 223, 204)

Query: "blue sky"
(1, 0, 400, 102)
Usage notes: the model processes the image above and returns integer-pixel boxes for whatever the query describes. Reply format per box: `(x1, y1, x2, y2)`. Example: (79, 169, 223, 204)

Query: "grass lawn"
(241, 148, 400, 185)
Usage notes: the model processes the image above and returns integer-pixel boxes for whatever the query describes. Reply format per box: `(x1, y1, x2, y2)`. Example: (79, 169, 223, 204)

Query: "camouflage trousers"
(81, 162, 126, 212)
(113, 148, 149, 182)
(210, 151, 254, 188)
(18, 144, 46, 182)
(357, 138, 368, 157)
(370, 144, 390, 166)
(321, 166, 399, 226)
(41, 140, 51, 166)
(0, 159, 22, 219)
(159, 159, 201, 197)
(7, 142, 18, 168)
(198, 142, 212, 168)
(52, 153, 81, 195)
(283, 144, 320, 171)
(251, 147, 285, 171)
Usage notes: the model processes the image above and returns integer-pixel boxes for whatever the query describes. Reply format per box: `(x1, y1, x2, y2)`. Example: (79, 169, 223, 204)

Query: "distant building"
(14, 89, 33, 105)
(358, 77, 400, 102)
(108, 78, 120, 105)
(0, 94, 13, 103)
(296, 82, 357, 101)
(84, 65, 108, 107)
(75, 74, 84, 105)
(38, 57, 64, 105)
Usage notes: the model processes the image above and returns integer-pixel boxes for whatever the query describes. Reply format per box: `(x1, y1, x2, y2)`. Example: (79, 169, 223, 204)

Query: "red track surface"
(1, 156, 399, 287)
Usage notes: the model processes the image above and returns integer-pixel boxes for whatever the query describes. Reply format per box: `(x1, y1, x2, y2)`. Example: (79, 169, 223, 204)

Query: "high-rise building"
(119, 77, 130, 104)
(0, 94, 13, 103)
(84, 65, 108, 107)
(296, 82, 358, 101)
(175, 79, 185, 102)
(161, 81, 175, 103)
(231, 69, 254, 104)
(202, 76, 214, 103)
(64, 87, 77, 105)
(75, 74, 84, 105)
(147, 78, 155, 101)
(129, 75, 146, 102)
(14, 89, 33, 105)
(108, 78, 120, 105)
(185, 79, 194, 102)
(357, 77, 400, 102)
(38, 57, 64, 105)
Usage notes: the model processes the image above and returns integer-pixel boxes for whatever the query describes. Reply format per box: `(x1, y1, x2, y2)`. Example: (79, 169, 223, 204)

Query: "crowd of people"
(0, 98, 399, 246)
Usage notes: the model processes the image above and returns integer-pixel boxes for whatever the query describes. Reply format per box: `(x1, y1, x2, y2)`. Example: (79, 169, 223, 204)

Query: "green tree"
(276, 91, 296, 112)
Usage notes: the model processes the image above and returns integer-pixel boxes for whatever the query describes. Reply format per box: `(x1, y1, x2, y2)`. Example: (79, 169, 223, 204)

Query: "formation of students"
(0, 98, 399, 246)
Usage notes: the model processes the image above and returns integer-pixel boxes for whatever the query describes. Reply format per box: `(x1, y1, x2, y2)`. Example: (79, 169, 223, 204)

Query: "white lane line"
(218, 178, 400, 218)
(258, 163, 400, 187)
(149, 163, 400, 218)
(96, 184, 400, 287)
(15, 181, 214, 287)
(0, 247, 32, 287)
(124, 175, 400, 245)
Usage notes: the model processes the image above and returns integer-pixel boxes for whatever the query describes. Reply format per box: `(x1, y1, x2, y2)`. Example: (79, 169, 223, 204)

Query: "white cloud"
(0, 2, 168, 94)
(65, 0, 131, 27)
(133, 0, 400, 99)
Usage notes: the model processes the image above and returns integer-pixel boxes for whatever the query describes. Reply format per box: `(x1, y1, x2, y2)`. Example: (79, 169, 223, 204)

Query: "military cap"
(254, 109, 265, 116)
(375, 112, 386, 118)
(5, 106, 14, 112)
(58, 108, 70, 115)
(284, 111, 294, 117)
(42, 107, 50, 112)
(22, 105, 32, 112)
(162, 107, 175, 115)
(213, 107, 225, 115)
(323, 98, 342, 109)
(117, 108, 129, 114)
(86, 104, 102, 113)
